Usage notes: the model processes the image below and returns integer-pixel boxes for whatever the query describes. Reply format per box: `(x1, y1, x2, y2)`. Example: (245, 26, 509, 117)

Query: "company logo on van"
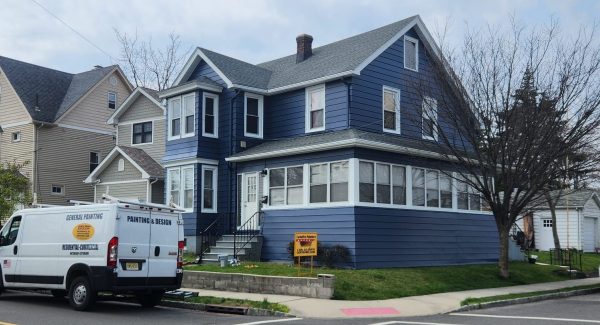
(72, 223, 95, 241)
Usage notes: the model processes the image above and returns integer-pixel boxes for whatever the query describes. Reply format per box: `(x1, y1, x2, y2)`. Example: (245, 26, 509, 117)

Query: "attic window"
(404, 36, 419, 72)
(118, 159, 125, 172)
(108, 92, 117, 109)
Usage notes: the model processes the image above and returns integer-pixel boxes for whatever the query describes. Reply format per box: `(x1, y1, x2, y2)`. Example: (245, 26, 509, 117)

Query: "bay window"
(203, 93, 219, 138)
(183, 93, 195, 136)
(168, 93, 195, 140)
(167, 165, 196, 212)
(202, 165, 218, 213)
(268, 166, 304, 206)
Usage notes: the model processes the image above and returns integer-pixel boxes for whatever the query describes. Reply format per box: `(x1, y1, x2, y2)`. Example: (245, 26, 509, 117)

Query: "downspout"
(149, 177, 159, 203)
(342, 78, 351, 129)
(228, 90, 242, 232)
(33, 122, 44, 204)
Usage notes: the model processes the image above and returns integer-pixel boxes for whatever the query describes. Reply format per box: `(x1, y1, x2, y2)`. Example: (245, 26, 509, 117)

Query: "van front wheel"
(68, 276, 96, 311)
(137, 290, 164, 308)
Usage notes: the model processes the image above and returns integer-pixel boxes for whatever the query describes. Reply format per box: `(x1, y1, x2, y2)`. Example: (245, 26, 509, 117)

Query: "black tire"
(137, 290, 164, 308)
(68, 276, 96, 311)
(51, 290, 67, 299)
(0, 270, 4, 295)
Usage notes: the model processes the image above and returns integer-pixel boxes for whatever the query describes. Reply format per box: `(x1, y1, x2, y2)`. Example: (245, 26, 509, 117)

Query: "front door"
(240, 173, 259, 230)
(0, 216, 22, 287)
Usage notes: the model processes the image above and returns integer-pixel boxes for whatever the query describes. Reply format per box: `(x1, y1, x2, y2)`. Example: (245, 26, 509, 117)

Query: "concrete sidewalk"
(181, 277, 600, 319)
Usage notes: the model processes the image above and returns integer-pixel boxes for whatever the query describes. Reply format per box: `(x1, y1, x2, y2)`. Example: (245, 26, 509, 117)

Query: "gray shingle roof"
(118, 146, 163, 179)
(141, 87, 160, 101)
(228, 128, 449, 161)
(0, 56, 115, 122)
(531, 189, 599, 209)
(190, 16, 417, 91)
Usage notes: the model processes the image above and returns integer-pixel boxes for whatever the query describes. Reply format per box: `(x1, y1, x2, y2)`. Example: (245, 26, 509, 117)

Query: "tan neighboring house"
(85, 87, 165, 204)
(0, 56, 133, 205)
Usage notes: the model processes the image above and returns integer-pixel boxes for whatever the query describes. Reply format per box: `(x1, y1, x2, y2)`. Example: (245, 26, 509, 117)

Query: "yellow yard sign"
(294, 232, 318, 257)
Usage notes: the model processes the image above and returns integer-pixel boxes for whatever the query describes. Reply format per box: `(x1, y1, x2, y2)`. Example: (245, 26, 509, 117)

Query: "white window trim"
(51, 184, 65, 196)
(167, 97, 182, 141)
(305, 84, 326, 133)
(108, 91, 117, 109)
(167, 165, 195, 212)
(11, 131, 21, 142)
(202, 92, 219, 138)
(131, 120, 154, 146)
(382, 86, 401, 134)
(201, 165, 218, 213)
(403, 35, 419, 72)
(182, 93, 196, 138)
(244, 92, 264, 138)
(422, 96, 438, 141)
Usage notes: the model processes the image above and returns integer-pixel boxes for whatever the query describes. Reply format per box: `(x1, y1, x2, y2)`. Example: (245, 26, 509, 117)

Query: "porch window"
(426, 170, 440, 208)
(202, 166, 218, 213)
(305, 84, 325, 132)
(359, 162, 375, 203)
(269, 168, 285, 206)
(392, 166, 406, 205)
(376, 164, 391, 204)
(382, 86, 400, 133)
(203, 93, 219, 138)
(412, 168, 426, 206)
(268, 166, 304, 206)
(330, 161, 348, 202)
(440, 173, 453, 208)
(456, 175, 469, 210)
(287, 166, 304, 205)
(310, 164, 328, 203)
(468, 176, 481, 211)
(244, 93, 263, 138)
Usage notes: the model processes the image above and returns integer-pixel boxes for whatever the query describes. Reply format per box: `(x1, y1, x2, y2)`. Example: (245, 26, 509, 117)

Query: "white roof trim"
(84, 146, 151, 183)
(163, 157, 219, 168)
(225, 138, 452, 163)
(107, 88, 163, 125)
(159, 79, 223, 98)
(172, 48, 233, 88)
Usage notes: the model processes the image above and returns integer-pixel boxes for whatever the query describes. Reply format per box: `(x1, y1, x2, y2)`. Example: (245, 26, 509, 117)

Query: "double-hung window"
(456, 174, 483, 211)
(382, 86, 400, 133)
(203, 93, 219, 138)
(359, 161, 406, 205)
(404, 35, 419, 71)
(422, 96, 438, 141)
(167, 165, 195, 211)
(412, 168, 426, 206)
(244, 93, 263, 138)
(168, 97, 181, 139)
(108, 92, 117, 109)
(89, 152, 100, 173)
(309, 161, 348, 204)
(182, 93, 195, 137)
(202, 166, 218, 213)
(305, 84, 325, 132)
(269, 166, 304, 206)
(330, 161, 349, 202)
(132, 121, 153, 144)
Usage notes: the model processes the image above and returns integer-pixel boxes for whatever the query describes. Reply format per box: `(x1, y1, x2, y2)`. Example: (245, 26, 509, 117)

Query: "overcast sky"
(1, 0, 598, 73)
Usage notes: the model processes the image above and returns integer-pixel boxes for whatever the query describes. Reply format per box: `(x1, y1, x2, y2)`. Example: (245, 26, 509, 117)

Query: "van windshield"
(1, 216, 21, 246)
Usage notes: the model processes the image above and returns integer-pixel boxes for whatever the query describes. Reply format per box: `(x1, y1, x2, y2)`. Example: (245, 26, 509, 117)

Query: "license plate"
(125, 262, 139, 271)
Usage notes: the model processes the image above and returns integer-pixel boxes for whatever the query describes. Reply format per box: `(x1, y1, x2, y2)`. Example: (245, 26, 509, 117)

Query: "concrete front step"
(219, 235, 260, 242)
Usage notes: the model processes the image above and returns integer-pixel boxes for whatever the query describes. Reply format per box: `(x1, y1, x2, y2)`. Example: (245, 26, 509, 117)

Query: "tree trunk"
(498, 229, 510, 279)
(545, 192, 562, 261)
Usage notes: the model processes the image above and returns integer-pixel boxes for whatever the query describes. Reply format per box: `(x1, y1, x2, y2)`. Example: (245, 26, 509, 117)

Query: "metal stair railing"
(197, 218, 223, 264)
(233, 211, 263, 260)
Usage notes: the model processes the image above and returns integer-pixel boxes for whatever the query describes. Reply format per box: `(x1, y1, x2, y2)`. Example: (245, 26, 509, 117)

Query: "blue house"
(158, 15, 499, 268)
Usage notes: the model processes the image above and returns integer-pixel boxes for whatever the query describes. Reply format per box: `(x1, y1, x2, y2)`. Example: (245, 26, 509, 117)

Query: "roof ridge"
(198, 47, 271, 73)
(0, 55, 74, 77)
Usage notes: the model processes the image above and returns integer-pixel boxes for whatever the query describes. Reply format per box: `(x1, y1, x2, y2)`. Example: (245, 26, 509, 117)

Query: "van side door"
(0, 216, 22, 287)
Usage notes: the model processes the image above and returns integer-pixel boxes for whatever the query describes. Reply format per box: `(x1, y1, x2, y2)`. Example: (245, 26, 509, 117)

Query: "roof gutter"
(230, 71, 357, 95)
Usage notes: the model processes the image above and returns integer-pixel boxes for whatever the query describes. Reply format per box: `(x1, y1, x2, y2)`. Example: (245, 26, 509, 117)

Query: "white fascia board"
(159, 80, 223, 98)
(108, 88, 164, 125)
(163, 157, 219, 168)
(84, 146, 151, 183)
(225, 138, 454, 163)
(172, 48, 233, 88)
(231, 71, 355, 95)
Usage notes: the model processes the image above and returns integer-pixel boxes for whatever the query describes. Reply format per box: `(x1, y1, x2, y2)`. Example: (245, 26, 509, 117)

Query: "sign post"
(293, 232, 318, 276)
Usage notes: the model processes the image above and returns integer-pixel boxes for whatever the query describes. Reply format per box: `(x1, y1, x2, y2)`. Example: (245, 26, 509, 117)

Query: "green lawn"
(461, 283, 600, 306)
(185, 262, 571, 300)
(534, 251, 600, 273)
(175, 296, 289, 313)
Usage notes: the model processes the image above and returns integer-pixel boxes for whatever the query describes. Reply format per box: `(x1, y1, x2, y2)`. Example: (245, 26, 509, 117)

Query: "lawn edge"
(160, 300, 297, 318)
(454, 286, 600, 312)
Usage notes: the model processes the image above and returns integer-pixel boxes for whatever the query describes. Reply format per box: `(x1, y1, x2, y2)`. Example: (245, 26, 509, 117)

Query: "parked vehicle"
(0, 198, 184, 311)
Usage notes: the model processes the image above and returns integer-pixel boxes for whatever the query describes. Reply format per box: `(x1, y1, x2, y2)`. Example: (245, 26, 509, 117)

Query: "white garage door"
(584, 217, 597, 252)
(537, 218, 554, 250)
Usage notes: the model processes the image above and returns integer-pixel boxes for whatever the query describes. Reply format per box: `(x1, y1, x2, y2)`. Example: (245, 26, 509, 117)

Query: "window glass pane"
(456, 175, 469, 210)
(287, 167, 303, 186)
(412, 168, 425, 206)
(330, 161, 348, 202)
(426, 170, 440, 207)
(270, 188, 285, 206)
(246, 116, 258, 134)
(269, 169, 285, 187)
(205, 97, 214, 115)
(205, 116, 214, 134)
(469, 176, 481, 211)
(247, 98, 259, 115)
(287, 187, 303, 205)
(203, 169, 214, 210)
(310, 164, 327, 203)
(143, 122, 152, 132)
(404, 38, 417, 70)
(384, 111, 396, 130)
(376, 164, 391, 204)
(392, 166, 406, 205)
(310, 89, 324, 111)
(171, 119, 181, 136)
(133, 124, 143, 133)
(311, 110, 324, 129)
(183, 169, 194, 209)
(359, 162, 374, 203)
(169, 169, 180, 206)
(440, 173, 452, 208)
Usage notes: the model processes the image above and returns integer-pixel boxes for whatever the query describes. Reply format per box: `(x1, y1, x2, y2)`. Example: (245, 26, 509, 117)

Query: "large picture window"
(305, 84, 325, 132)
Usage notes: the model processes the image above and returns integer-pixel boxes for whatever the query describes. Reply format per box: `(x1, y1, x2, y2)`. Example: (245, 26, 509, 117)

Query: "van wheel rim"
(73, 284, 87, 305)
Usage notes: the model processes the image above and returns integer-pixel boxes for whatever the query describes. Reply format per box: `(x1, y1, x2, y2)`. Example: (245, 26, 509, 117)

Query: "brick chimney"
(296, 34, 313, 63)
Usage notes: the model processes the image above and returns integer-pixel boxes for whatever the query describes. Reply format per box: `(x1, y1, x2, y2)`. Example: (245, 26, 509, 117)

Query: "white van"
(0, 199, 184, 311)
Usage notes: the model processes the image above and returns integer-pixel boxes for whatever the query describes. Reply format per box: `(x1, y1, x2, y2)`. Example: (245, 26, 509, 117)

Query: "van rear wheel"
(68, 276, 96, 311)
(137, 290, 164, 308)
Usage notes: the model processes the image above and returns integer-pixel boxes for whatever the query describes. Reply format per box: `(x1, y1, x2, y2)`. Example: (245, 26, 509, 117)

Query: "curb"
(160, 300, 297, 318)
(454, 287, 600, 312)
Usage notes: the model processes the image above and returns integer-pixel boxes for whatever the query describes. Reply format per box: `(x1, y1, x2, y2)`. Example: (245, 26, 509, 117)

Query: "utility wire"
(29, 0, 116, 62)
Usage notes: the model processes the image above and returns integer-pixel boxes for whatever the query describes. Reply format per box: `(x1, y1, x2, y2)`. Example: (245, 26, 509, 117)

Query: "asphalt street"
(2, 290, 600, 325)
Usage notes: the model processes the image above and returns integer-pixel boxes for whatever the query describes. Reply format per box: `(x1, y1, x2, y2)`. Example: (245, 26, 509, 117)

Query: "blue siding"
(354, 207, 499, 268)
(261, 207, 357, 265)
(188, 61, 227, 87)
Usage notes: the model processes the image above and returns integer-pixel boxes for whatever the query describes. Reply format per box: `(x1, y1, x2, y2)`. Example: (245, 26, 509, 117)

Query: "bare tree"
(416, 18, 600, 278)
(115, 30, 190, 90)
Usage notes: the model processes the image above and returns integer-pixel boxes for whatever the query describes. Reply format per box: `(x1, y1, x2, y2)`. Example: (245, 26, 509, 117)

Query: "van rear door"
(147, 210, 180, 280)
(116, 208, 151, 278)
